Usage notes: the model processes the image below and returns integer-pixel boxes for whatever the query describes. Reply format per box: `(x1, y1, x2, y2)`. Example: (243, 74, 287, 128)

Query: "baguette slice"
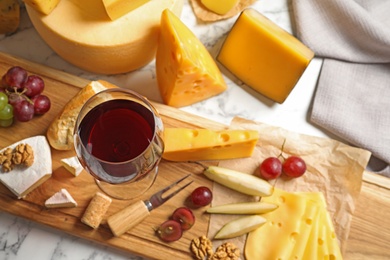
(46, 80, 118, 150)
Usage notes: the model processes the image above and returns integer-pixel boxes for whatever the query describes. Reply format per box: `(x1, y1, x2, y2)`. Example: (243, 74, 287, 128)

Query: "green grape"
(0, 92, 8, 111)
(0, 117, 13, 127)
(0, 103, 14, 120)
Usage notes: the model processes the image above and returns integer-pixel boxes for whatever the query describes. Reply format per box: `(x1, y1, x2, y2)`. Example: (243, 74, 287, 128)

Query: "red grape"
(13, 100, 34, 122)
(155, 220, 183, 242)
(23, 75, 45, 97)
(31, 94, 51, 115)
(259, 157, 282, 180)
(4, 66, 28, 91)
(190, 186, 213, 207)
(171, 207, 195, 231)
(282, 156, 306, 178)
(8, 92, 25, 107)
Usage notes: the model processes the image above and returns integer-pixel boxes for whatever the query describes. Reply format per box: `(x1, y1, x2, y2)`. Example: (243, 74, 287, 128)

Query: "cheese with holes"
(245, 189, 343, 260)
(61, 156, 83, 176)
(162, 128, 259, 161)
(23, 0, 60, 15)
(45, 188, 77, 208)
(156, 9, 227, 107)
(0, 0, 19, 34)
(217, 8, 314, 103)
(200, 0, 239, 15)
(26, 0, 184, 74)
(102, 0, 149, 20)
(0, 136, 52, 199)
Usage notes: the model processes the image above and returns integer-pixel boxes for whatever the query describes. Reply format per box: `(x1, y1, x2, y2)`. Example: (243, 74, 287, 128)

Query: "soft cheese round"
(26, 0, 184, 74)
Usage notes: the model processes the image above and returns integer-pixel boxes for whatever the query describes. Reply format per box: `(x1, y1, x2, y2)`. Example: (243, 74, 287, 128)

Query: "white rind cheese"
(61, 156, 83, 176)
(45, 188, 77, 208)
(0, 135, 52, 199)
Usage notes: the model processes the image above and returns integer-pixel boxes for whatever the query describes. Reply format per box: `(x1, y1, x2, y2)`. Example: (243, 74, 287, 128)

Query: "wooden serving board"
(0, 51, 390, 260)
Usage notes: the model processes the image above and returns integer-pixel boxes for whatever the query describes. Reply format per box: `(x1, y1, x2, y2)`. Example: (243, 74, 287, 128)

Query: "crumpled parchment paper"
(207, 117, 371, 258)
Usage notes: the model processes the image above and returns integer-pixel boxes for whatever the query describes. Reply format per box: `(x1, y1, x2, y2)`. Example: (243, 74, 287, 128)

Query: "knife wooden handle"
(107, 200, 150, 237)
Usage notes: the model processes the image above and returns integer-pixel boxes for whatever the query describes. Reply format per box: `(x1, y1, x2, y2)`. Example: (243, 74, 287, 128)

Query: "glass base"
(95, 167, 158, 200)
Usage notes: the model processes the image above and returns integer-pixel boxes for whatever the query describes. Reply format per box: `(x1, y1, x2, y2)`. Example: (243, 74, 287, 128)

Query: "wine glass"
(74, 88, 164, 200)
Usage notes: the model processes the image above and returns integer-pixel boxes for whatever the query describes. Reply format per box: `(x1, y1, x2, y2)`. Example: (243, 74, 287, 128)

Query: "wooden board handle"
(107, 200, 150, 237)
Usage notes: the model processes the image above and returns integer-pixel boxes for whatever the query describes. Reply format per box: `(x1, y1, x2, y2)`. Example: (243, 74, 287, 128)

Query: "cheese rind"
(23, 0, 60, 15)
(217, 8, 314, 103)
(26, 0, 184, 74)
(0, 136, 52, 199)
(0, 0, 20, 34)
(162, 128, 259, 161)
(156, 9, 227, 107)
(102, 0, 150, 20)
(45, 188, 77, 208)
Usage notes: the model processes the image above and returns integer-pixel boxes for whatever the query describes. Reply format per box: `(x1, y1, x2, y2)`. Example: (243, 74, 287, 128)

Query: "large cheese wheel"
(26, 0, 184, 74)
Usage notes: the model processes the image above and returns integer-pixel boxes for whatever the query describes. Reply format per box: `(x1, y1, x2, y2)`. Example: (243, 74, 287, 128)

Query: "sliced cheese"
(0, 136, 52, 199)
(0, 0, 20, 34)
(45, 188, 77, 208)
(156, 9, 227, 108)
(23, 0, 60, 15)
(102, 0, 150, 20)
(245, 188, 319, 260)
(26, 0, 184, 74)
(217, 8, 314, 103)
(162, 128, 259, 161)
(60, 156, 83, 176)
(200, 0, 239, 15)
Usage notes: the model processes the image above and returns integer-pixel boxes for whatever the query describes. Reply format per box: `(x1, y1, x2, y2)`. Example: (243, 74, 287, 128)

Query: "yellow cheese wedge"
(0, 0, 19, 34)
(162, 128, 259, 161)
(26, 0, 184, 74)
(200, 0, 239, 15)
(0, 136, 52, 199)
(217, 8, 314, 103)
(102, 0, 149, 20)
(156, 9, 227, 107)
(245, 188, 319, 259)
(23, 0, 60, 15)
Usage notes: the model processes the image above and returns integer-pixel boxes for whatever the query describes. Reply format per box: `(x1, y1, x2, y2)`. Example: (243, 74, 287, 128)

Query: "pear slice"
(207, 201, 278, 214)
(203, 166, 273, 197)
(214, 215, 266, 239)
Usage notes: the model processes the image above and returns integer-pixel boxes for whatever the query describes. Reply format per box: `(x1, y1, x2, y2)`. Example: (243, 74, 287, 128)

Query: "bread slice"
(46, 80, 118, 150)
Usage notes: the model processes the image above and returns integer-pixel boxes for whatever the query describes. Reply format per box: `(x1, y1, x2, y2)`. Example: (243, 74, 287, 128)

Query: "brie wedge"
(45, 188, 77, 208)
(61, 156, 83, 176)
(0, 135, 52, 199)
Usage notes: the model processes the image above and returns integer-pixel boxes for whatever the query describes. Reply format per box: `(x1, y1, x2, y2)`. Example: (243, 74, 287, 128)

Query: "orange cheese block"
(162, 128, 259, 161)
(23, 0, 60, 15)
(217, 8, 314, 103)
(102, 0, 150, 20)
(26, 0, 184, 74)
(156, 9, 227, 108)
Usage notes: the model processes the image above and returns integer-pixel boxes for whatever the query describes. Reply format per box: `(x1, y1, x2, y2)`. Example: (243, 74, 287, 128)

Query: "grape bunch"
(257, 140, 307, 180)
(0, 66, 51, 127)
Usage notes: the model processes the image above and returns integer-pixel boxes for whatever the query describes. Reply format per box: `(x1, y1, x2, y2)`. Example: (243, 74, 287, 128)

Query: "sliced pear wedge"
(214, 215, 266, 239)
(207, 201, 278, 214)
(203, 166, 273, 197)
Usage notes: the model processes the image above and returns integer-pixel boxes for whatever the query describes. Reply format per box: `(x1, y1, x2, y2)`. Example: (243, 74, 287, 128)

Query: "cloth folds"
(292, 0, 390, 176)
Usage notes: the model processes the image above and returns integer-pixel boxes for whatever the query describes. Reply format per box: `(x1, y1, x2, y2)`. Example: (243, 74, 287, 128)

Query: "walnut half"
(0, 143, 34, 172)
(190, 236, 214, 260)
(209, 242, 240, 260)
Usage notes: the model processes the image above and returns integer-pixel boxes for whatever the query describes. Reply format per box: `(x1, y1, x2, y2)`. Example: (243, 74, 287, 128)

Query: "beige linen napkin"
(292, 0, 390, 177)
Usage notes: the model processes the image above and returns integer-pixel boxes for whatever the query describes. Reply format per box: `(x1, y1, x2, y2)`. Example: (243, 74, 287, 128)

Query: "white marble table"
(0, 0, 328, 259)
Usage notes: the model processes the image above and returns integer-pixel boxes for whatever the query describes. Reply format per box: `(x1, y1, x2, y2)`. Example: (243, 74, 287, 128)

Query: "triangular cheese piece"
(61, 156, 83, 176)
(0, 135, 52, 199)
(45, 188, 77, 208)
(156, 9, 227, 108)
